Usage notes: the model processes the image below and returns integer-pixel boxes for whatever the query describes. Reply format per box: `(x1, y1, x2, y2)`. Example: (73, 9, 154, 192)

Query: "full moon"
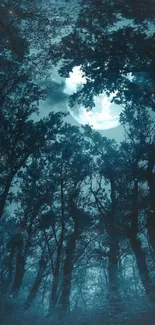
(64, 66, 123, 130)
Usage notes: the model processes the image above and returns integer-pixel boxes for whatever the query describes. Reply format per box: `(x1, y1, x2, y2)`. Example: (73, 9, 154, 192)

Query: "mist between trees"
(0, 0, 155, 324)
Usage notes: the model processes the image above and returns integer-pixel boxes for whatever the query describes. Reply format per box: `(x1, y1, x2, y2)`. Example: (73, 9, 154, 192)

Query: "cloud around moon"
(63, 66, 123, 130)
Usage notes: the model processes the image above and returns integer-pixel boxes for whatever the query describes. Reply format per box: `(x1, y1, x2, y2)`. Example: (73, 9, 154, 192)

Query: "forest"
(0, 0, 155, 324)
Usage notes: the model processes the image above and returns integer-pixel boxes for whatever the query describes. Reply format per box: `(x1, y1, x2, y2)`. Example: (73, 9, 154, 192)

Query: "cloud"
(45, 80, 68, 106)
(64, 66, 87, 95)
(37, 80, 69, 119)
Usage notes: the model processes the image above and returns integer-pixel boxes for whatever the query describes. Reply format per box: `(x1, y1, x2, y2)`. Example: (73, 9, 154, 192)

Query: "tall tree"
(51, 0, 155, 109)
(119, 105, 155, 302)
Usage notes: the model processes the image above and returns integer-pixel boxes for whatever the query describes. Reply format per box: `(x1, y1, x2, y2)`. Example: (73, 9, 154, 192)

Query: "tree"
(24, 251, 47, 310)
(0, 112, 64, 300)
(86, 131, 123, 312)
(47, 123, 91, 312)
(1, 1, 155, 322)
(119, 104, 155, 302)
(50, 0, 155, 109)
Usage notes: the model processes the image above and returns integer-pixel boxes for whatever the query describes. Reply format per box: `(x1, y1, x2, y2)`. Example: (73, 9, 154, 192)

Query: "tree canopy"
(0, 1, 155, 325)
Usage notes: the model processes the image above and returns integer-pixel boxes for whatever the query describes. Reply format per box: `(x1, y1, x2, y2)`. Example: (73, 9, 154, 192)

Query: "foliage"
(0, 0, 155, 324)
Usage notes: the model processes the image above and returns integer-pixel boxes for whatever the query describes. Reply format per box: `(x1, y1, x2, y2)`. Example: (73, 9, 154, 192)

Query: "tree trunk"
(107, 179, 121, 310)
(49, 245, 62, 310)
(129, 178, 155, 302)
(129, 231, 155, 302)
(108, 240, 119, 293)
(6, 248, 15, 292)
(147, 147, 155, 255)
(49, 170, 65, 311)
(108, 233, 121, 312)
(0, 173, 14, 218)
(24, 255, 46, 310)
(11, 248, 25, 296)
(0, 248, 14, 299)
(58, 232, 76, 313)
(147, 210, 155, 256)
(10, 213, 35, 296)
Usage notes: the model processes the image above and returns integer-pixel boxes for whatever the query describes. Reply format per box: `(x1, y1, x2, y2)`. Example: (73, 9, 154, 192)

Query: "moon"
(64, 66, 123, 130)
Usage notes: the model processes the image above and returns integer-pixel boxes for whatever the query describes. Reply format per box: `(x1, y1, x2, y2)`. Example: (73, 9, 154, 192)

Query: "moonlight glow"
(64, 66, 123, 130)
